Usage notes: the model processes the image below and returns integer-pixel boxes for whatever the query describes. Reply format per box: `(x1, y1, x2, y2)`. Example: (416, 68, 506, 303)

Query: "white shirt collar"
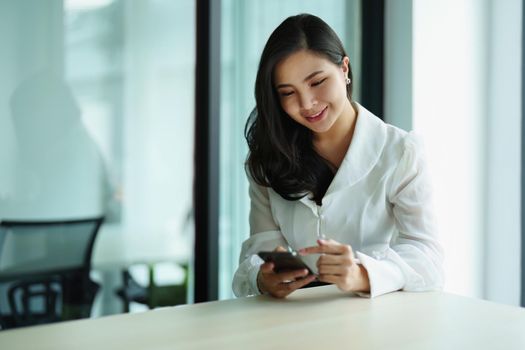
(299, 102, 387, 208)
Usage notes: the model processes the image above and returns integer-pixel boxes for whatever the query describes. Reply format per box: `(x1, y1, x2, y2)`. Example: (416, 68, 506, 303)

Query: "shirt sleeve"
(356, 132, 445, 298)
(232, 172, 288, 297)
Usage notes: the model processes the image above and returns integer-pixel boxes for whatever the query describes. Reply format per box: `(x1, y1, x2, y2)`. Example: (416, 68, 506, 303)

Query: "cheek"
(319, 82, 346, 103)
(280, 98, 299, 116)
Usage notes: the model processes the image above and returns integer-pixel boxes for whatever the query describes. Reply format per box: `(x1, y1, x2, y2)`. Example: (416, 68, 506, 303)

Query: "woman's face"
(273, 49, 350, 135)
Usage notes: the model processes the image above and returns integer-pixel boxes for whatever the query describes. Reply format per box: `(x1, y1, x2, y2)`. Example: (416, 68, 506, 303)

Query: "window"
(0, 0, 195, 315)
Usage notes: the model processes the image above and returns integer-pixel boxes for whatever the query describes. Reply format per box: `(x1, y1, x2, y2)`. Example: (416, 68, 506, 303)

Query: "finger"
(299, 242, 349, 255)
(317, 274, 340, 285)
(317, 255, 354, 271)
(275, 268, 310, 282)
(318, 239, 354, 254)
(317, 254, 345, 265)
(297, 245, 318, 255)
(280, 274, 317, 293)
(260, 262, 275, 273)
(318, 265, 345, 275)
(274, 246, 287, 252)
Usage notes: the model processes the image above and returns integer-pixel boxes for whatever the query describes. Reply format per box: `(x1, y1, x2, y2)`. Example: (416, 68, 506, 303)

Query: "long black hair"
(245, 14, 354, 205)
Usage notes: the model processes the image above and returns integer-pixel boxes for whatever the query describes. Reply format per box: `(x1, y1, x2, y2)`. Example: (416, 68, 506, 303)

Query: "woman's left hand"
(298, 239, 370, 293)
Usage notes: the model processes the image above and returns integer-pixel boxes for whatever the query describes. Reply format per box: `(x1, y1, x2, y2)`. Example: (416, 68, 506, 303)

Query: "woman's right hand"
(257, 246, 316, 298)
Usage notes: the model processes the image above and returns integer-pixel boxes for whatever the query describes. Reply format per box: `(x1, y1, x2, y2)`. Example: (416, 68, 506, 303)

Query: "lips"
(304, 106, 328, 123)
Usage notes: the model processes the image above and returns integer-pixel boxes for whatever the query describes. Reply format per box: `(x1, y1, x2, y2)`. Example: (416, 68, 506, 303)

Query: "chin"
(311, 118, 336, 134)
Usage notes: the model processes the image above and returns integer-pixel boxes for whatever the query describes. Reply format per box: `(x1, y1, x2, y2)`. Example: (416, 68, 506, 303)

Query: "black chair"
(0, 217, 103, 329)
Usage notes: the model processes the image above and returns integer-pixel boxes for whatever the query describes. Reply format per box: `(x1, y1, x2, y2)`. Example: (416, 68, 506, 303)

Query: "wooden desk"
(1, 285, 524, 349)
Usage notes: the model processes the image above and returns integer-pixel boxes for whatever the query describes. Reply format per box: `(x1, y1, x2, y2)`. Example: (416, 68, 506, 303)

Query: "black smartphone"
(258, 251, 313, 274)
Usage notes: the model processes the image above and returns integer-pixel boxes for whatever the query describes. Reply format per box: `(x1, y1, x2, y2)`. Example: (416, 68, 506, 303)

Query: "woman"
(232, 14, 443, 298)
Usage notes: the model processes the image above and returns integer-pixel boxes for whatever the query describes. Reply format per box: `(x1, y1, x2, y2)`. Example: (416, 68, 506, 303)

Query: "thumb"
(274, 246, 287, 252)
(260, 262, 274, 273)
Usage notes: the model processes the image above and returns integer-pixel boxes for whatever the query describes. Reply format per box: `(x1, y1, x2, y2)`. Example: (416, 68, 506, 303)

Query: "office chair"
(0, 217, 103, 329)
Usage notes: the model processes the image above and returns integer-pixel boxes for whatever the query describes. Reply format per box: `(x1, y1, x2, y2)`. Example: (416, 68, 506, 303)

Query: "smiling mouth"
(304, 106, 328, 122)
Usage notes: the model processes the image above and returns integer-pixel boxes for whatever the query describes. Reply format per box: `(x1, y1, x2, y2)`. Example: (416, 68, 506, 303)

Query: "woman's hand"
(299, 239, 370, 293)
(257, 246, 316, 298)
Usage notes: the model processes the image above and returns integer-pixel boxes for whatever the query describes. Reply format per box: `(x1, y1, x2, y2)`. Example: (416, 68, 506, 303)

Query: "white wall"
(413, 0, 487, 299)
(401, 0, 522, 305)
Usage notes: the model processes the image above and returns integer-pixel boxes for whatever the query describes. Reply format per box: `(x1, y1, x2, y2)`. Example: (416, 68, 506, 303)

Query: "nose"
(298, 91, 317, 111)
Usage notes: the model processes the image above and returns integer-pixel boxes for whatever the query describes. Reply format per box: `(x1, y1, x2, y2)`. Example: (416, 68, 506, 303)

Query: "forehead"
(274, 50, 336, 85)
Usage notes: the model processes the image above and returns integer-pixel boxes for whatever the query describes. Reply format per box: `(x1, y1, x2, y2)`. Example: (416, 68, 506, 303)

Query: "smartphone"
(258, 251, 313, 274)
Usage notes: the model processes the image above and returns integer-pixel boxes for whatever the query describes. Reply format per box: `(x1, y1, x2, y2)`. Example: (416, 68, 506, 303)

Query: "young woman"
(232, 14, 444, 298)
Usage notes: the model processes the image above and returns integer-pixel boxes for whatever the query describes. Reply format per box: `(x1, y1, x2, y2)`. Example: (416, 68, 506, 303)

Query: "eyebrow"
(276, 70, 324, 89)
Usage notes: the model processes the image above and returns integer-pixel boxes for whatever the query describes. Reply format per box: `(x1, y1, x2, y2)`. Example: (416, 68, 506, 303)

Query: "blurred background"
(0, 0, 522, 329)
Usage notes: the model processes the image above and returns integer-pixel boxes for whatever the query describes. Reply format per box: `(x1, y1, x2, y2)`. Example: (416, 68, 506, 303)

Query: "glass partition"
(0, 0, 195, 319)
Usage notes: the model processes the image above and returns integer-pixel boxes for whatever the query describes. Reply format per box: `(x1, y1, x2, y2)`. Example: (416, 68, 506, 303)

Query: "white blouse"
(232, 103, 444, 298)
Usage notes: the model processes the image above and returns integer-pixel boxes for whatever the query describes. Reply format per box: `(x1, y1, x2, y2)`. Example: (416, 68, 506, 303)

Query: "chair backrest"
(0, 217, 104, 280)
(0, 217, 103, 329)
(6, 275, 63, 327)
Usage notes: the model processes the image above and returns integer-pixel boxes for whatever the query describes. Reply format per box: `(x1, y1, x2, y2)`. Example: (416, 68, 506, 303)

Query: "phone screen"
(257, 251, 313, 274)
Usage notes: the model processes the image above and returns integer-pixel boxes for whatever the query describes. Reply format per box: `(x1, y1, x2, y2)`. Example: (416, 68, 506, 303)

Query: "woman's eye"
(281, 91, 294, 97)
(312, 78, 327, 87)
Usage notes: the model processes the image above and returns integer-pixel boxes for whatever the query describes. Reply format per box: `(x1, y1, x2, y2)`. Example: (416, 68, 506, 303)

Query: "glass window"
(0, 0, 195, 317)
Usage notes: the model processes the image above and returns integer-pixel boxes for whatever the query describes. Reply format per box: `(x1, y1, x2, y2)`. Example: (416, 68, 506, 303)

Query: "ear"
(341, 56, 350, 76)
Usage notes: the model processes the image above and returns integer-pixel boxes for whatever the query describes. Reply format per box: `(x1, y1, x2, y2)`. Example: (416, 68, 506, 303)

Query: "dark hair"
(245, 14, 353, 205)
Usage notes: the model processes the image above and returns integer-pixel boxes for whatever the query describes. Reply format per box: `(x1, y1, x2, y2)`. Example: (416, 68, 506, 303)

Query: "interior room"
(0, 0, 524, 348)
